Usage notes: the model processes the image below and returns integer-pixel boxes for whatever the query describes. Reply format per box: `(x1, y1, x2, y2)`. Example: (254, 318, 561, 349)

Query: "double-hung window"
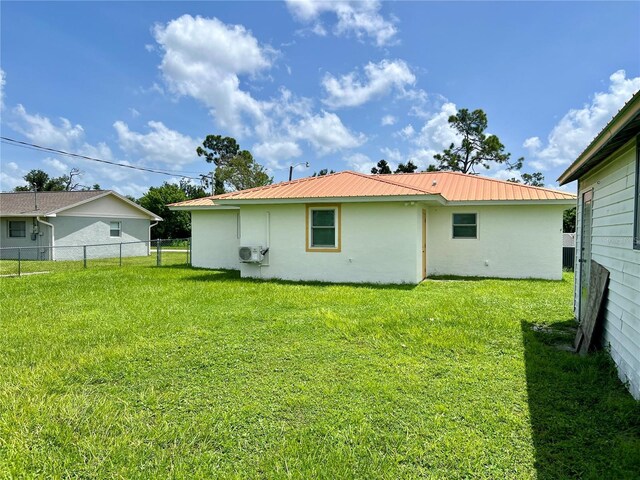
(307, 205, 341, 251)
(452, 213, 477, 239)
(8, 221, 26, 238)
(110, 221, 122, 237)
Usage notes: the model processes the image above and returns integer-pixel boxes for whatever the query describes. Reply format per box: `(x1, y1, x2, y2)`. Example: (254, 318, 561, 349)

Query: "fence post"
(156, 239, 161, 266)
(18, 248, 21, 277)
(83, 245, 87, 268)
(188, 238, 191, 265)
(119, 243, 122, 267)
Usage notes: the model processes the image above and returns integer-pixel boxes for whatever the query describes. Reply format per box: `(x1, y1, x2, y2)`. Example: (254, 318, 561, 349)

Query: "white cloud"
(381, 114, 396, 126)
(153, 14, 276, 135)
(490, 168, 520, 181)
(524, 70, 640, 169)
(311, 23, 328, 36)
(405, 149, 444, 171)
(286, 0, 398, 46)
(394, 103, 460, 171)
(396, 124, 415, 140)
(113, 120, 199, 167)
(344, 152, 375, 173)
(380, 147, 402, 163)
(0, 161, 25, 192)
(253, 140, 302, 167)
(129, 108, 140, 118)
(11, 104, 85, 150)
(42, 157, 69, 174)
(322, 60, 415, 108)
(114, 182, 150, 199)
(0, 69, 5, 109)
(413, 102, 459, 151)
(290, 111, 366, 154)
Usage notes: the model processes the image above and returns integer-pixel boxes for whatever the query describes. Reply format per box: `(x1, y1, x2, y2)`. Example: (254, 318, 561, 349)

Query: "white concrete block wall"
(426, 204, 565, 280)
(238, 202, 422, 284)
(52, 216, 149, 260)
(576, 139, 640, 399)
(191, 210, 241, 270)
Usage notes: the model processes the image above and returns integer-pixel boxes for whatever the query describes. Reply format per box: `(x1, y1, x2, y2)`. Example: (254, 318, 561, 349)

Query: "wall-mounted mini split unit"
(239, 246, 265, 263)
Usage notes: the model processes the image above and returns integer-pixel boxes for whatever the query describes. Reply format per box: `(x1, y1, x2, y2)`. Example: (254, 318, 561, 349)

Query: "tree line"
(13, 107, 574, 236)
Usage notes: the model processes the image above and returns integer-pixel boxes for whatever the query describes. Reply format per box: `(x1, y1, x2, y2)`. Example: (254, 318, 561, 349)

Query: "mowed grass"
(0, 251, 190, 276)
(0, 267, 638, 479)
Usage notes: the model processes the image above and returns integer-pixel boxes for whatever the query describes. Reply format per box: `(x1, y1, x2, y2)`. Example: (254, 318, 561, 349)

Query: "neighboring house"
(170, 171, 575, 284)
(558, 90, 640, 400)
(0, 190, 162, 260)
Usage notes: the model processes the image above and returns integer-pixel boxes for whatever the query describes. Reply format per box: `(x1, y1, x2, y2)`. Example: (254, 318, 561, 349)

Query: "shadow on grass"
(522, 320, 640, 479)
(181, 268, 417, 291)
(428, 275, 567, 283)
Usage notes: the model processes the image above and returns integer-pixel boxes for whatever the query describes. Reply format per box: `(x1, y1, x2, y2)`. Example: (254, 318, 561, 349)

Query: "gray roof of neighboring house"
(0, 190, 162, 221)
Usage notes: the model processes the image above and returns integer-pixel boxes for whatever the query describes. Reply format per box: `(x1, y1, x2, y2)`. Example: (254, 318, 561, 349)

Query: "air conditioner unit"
(239, 246, 264, 263)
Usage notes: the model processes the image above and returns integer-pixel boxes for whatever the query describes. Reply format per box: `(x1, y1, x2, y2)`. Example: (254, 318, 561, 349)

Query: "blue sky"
(1, 1, 639, 197)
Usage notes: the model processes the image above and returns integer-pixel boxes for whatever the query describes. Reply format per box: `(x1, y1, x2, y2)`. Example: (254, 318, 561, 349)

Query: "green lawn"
(0, 267, 638, 479)
(0, 251, 190, 276)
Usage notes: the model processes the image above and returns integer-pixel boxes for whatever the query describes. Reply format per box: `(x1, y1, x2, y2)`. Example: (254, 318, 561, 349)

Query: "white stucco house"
(0, 190, 162, 260)
(558, 90, 640, 399)
(170, 171, 575, 284)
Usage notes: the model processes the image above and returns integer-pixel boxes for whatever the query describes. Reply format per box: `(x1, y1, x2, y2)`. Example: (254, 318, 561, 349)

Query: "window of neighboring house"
(634, 134, 640, 250)
(110, 221, 122, 237)
(8, 221, 26, 238)
(452, 213, 478, 239)
(307, 205, 341, 251)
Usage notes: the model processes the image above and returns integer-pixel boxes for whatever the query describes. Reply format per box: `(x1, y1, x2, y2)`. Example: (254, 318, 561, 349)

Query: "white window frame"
(306, 205, 341, 252)
(452, 213, 478, 239)
(110, 221, 122, 238)
(8, 220, 27, 238)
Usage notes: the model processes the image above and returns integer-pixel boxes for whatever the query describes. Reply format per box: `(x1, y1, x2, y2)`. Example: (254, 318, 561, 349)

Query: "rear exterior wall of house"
(238, 202, 423, 284)
(190, 200, 565, 284)
(427, 204, 565, 280)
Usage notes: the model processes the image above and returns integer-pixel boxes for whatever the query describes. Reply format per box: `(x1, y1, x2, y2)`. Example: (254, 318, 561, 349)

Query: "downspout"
(148, 221, 158, 255)
(36, 217, 54, 260)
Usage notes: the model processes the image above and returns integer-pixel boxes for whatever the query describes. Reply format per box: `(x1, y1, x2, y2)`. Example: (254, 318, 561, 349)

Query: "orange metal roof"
(168, 197, 218, 207)
(169, 171, 575, 207)
(384, 171, 576, 201)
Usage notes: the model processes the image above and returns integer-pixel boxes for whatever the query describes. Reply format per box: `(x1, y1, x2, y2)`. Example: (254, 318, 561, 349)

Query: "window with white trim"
(452, 213, 477, 239)
(8, 221, 26, 238)
(307, 205, 341, 251)
(110, 221, 122, 237)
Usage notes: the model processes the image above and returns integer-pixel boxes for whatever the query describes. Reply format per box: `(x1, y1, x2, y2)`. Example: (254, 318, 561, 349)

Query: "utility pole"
(289, 162, 309, 181)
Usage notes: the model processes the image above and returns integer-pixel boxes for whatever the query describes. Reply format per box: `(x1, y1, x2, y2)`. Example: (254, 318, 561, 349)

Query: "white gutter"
(36, 217, 55, 260)
(148, 221, 158, 255)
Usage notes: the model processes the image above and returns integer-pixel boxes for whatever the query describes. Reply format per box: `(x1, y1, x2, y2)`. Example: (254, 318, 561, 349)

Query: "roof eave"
(444, 199, 576, 206)
(169, 205, 239, 211)
(212, 194, 445, 205)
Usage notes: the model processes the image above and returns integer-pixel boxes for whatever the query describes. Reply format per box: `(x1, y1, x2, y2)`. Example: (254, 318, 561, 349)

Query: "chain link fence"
(0, 238, 191, 277)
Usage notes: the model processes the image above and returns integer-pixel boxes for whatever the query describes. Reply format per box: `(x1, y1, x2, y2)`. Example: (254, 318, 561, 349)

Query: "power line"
(0, 136, 206, 180)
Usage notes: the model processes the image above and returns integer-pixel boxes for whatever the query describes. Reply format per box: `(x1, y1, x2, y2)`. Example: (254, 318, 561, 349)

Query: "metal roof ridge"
(212, 169, 348, 199)
(347, 171, 435, 194)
